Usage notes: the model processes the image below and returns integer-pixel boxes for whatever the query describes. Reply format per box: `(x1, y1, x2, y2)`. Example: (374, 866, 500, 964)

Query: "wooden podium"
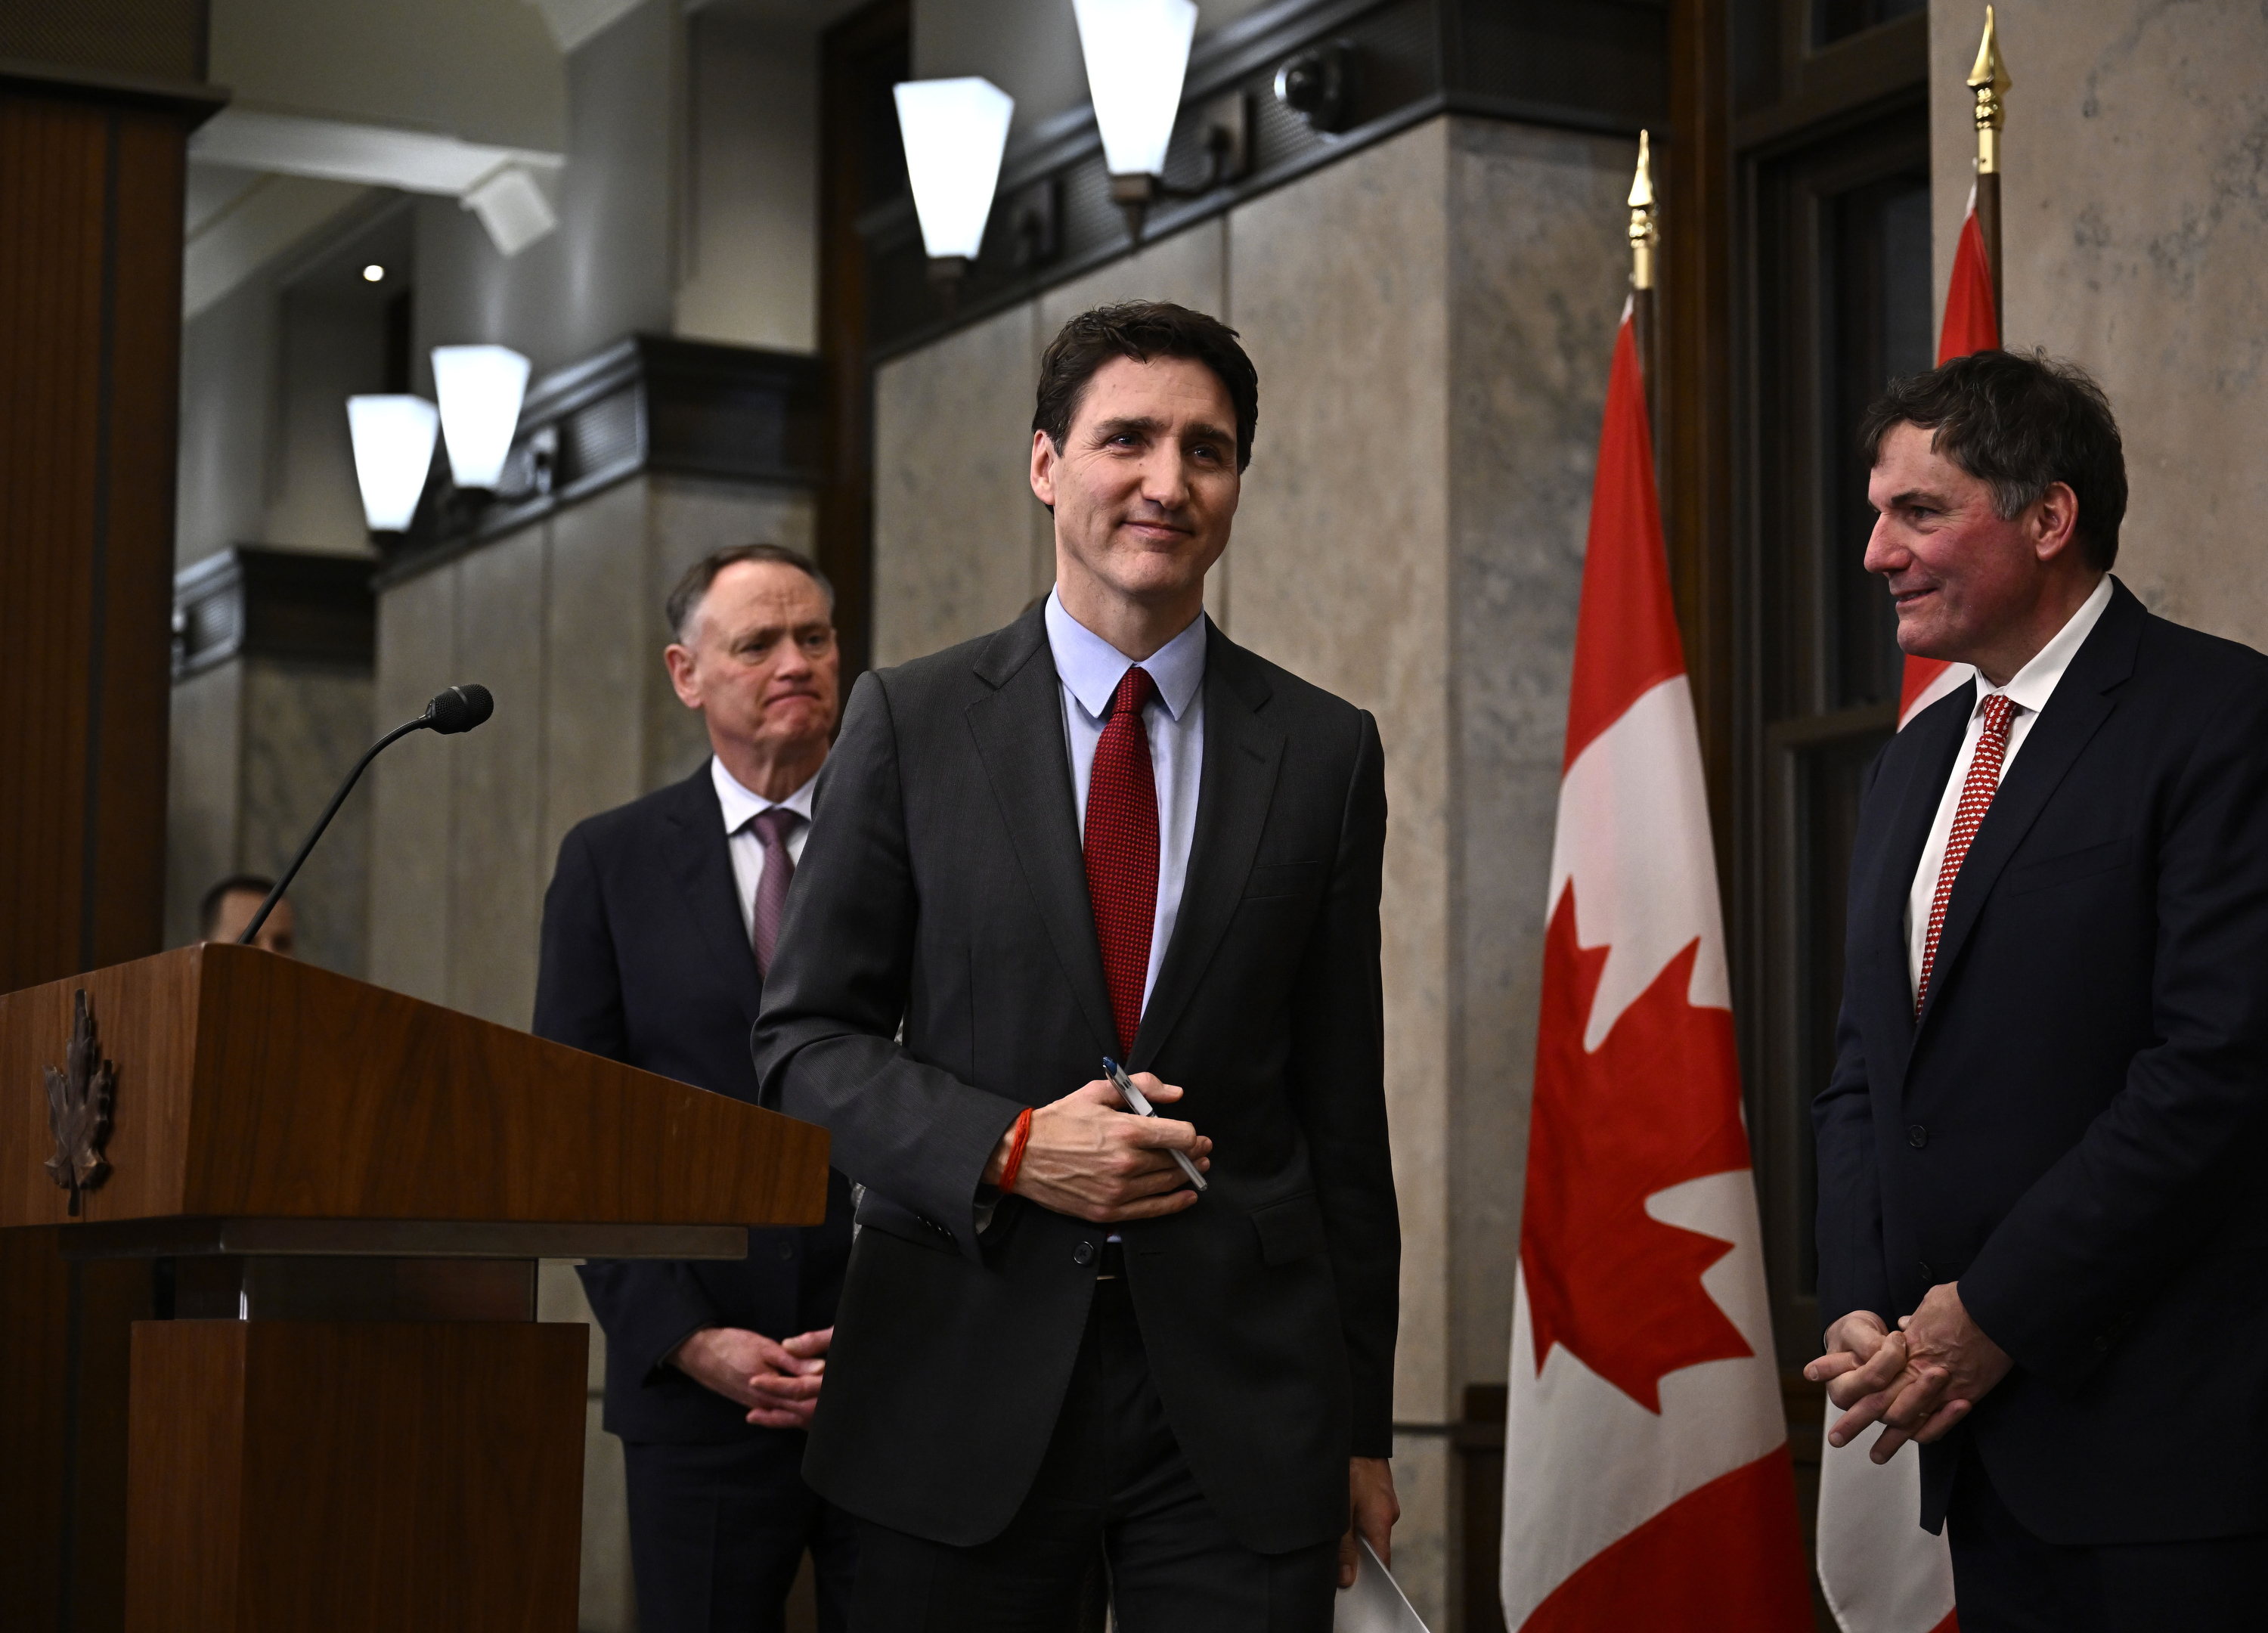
(1, 944, 829, 1631)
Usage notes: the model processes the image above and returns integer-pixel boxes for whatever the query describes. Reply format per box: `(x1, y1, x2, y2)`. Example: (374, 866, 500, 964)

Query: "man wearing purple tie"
(535, 543, 858, 1633)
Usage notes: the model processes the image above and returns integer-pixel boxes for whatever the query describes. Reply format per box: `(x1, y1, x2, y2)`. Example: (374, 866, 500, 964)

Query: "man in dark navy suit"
(1808, 352, 2268, 1630)
(536, 543, 857, 1633)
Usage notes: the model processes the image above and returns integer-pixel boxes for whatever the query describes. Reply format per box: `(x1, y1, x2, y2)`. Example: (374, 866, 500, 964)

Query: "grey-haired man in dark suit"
(536, 544, 857, 1633)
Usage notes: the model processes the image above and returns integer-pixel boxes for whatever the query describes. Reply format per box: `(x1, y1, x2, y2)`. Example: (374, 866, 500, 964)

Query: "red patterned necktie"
(751, 806, 803, 978)
(1084, 666, 1160, 1055)
(1915, 693, 2017, 1014)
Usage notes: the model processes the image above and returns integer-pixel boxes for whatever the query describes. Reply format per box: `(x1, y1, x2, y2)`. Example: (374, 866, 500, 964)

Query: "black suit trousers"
(623, 1430, 859, 1633)
(1944, 1452, 2266, 1632)
(849, 1270, 1338, 1633)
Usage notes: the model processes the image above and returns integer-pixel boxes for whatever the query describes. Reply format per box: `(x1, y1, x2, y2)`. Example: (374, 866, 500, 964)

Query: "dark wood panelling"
(0, 944, 833, 1230)
(125, 1320, 587, 1632)
(0, 87, 191, 994)
(816, 0, 910, 682)
(1661, 0, 1739, 860)
(173, 547, 378, 679)
(0, 1230, 72, 1626)
(0, 73, 203, 1633)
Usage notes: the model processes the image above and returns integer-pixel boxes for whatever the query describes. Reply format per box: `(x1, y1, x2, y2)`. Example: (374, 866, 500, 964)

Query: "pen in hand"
(1101, 1057, 1210, 1194)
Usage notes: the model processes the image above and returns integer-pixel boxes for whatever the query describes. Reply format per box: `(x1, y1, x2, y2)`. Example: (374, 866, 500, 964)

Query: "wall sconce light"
(894, 76, 1016, 287)
(1074, 0, 1250, 243)
(431, 344, 531, 491)
(346, 395, 440, 533)
(1074, 0, 1198, 242)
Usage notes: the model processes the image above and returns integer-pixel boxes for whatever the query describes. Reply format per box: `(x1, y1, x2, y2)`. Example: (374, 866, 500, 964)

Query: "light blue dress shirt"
(1043, 587, 1207, 1015)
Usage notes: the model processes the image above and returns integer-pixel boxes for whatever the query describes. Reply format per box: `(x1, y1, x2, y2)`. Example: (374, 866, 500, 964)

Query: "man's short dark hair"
(200, 873, 275, 939)
(665, 544, 835, 643)
(1033, 301, 1260, 473)
(1859, 349, 2128, 571)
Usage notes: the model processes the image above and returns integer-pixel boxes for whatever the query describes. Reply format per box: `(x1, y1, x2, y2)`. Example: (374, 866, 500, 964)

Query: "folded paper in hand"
(1334, 1538, 1430, 1633)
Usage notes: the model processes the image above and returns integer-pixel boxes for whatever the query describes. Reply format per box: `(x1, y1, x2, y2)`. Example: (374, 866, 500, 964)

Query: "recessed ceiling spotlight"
(362, 264, 386, 283)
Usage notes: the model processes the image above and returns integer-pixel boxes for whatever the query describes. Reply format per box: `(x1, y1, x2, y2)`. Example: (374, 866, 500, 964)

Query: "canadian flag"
(1500, 303, 1812, 1629)
(1895, 187, 1997, 730)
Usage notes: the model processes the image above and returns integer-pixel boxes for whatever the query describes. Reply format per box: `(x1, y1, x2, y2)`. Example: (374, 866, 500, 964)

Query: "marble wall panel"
(237, 662, 375, 976)
(1444, 122, 1632, 1392)
(544, 479, 655, 872)
(1930, 0, 2268, 650)
(368, 562, 459, 1004)
(645, 476, 819, 789)
(872, 302, 1044, 668)
(1227, 119, 1457, 1430)
(449, 525, 550, 1027)
(166, 662, 243, 948)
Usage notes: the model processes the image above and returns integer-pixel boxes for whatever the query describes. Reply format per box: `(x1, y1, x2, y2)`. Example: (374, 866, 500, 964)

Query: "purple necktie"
(751, 807, 804, 978)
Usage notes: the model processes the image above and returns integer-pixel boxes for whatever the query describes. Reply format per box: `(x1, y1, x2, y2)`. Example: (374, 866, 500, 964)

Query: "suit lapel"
(965, 608, 1120, 1058)
(664, 766, 763, 1024)
(1132, 624, 1283, 1070)
(1915, 583, 2143, 1033)
(1865, 693, 1968, 1083)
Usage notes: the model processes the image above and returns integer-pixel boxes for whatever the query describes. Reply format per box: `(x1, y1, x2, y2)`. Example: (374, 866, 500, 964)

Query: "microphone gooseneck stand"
(237, 683, 494, 946)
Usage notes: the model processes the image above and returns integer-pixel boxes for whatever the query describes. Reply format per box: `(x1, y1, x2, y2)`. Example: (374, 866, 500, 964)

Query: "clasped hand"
(670, 1325, 834, 1429)
(984, 1073, 1212, 1224)
(1804, 1282, 2012, 1463)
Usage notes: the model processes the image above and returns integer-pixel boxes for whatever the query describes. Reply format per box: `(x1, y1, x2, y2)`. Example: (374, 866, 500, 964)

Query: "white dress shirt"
(712, 755, 818, 945)
(1044, 587, 1207, 1015)
(1904, 573, 2115, 996)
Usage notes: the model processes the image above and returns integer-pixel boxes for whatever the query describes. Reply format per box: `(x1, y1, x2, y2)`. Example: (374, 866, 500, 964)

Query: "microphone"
(237, 685, 494, 947)
(423, 683, 493, 735)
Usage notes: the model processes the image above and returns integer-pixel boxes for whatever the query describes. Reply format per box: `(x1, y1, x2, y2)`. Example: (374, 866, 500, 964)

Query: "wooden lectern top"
(0, 944, 828, 1235)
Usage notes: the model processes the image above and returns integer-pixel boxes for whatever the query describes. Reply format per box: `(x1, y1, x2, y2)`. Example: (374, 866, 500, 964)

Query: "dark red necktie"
(1084, 667, 1160, 1055)
(1915, 693, 2016, 1014)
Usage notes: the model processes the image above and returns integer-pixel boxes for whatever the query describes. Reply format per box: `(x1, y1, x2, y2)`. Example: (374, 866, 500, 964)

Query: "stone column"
(1929, 0, 2268, 652)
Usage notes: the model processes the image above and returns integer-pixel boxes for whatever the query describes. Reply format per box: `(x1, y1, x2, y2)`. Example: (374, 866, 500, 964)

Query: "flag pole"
(1968, 7, 2012, 328)
(1628, 129, 1659, 429)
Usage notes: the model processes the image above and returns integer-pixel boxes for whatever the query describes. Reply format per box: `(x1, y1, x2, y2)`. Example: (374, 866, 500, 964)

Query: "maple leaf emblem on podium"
(44, 989, 116, 1216)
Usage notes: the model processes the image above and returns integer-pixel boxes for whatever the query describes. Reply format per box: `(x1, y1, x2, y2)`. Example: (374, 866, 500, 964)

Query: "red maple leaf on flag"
(1521, 885, 1758, 1411)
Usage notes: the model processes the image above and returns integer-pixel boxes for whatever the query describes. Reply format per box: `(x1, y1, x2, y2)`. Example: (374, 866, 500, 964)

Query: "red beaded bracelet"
(997, 1107, 1034, 1196)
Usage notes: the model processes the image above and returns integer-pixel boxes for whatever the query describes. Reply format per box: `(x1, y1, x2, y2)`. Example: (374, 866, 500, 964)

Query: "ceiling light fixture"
(430, 344, 531, 491)
(362, 263, 386, 283)
(345, 395, 439, 532)
(893, 76, 1015, 287)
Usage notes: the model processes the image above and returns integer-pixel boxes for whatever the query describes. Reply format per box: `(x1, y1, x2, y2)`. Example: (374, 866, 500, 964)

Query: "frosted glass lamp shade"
(432, 344, 532, 489)
(894, 78, 1015, 261)
(346, 395, 440, 531)
(1073, 0, 1198, 178)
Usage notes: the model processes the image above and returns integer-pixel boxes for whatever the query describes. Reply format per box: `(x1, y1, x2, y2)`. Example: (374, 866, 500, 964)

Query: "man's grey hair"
(665, 544, 835, 643)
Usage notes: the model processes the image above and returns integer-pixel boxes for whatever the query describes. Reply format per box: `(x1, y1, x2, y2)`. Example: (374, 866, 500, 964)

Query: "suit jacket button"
(1073, 1241, 1095, 1266)
(776, 1239, 795, 1260)
(1917, 1260, 1933, 1279)
(1907, 1123, 1928, 1149)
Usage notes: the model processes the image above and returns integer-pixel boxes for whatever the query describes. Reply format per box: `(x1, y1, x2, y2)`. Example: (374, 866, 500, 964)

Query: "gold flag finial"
(1968, 6, 2012, 173)
(1627, 130, 1657, 290)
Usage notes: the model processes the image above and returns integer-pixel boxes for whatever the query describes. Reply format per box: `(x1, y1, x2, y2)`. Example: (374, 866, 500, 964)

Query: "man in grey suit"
(753, 302, 1401, 1631)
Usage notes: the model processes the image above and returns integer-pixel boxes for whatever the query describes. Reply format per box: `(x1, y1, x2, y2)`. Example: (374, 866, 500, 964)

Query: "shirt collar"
(1043, 587, 1207, 723)
(711, 755, 818, 834)
(1975, 572, 2115, 718)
